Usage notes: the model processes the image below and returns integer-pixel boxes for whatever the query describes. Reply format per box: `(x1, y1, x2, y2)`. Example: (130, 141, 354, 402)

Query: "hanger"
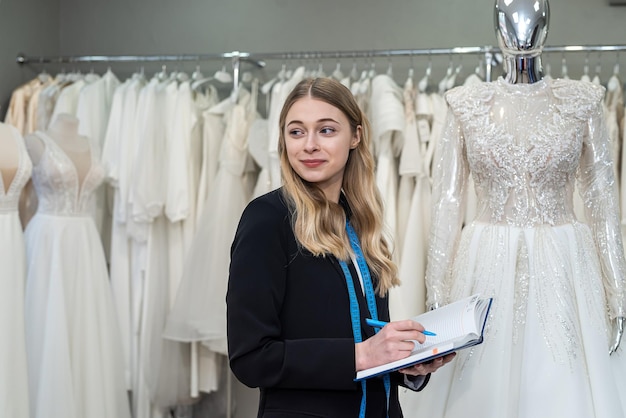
(350, 58, 359, 81)
(367, 53, 376, 79)
(474, 55, 485, 80)
(560, 55, 569, 79)
(155, 65, 168, 81)
(592, 54, 602, 85)
(581, 54, 591, 82)
(261, 62, 287, 95)
(438, 57, 454, 94)
(446, 63, 462, 90)
(191, 64, 233, 91)
(191, 65, 204, 81)
(37, 67, 51, 83)
(406, 52, 415, 83)
(607, 54, 621, 92)
(418, 54, 432, 93)
(331, 55, 344, 80)
(314, 55, 327, 78)
(543, 62, 551, 79)
(386, 52, 393, 78)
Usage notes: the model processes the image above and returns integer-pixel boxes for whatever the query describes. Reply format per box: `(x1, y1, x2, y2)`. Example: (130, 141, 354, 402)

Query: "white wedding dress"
(415, 77, 626, 418)
(24, 131, 131, 418)
(0, 124, 31, 418)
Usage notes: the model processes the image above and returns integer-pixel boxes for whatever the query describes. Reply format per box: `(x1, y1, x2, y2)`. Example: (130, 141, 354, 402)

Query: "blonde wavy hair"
(277, 77, 399, 295)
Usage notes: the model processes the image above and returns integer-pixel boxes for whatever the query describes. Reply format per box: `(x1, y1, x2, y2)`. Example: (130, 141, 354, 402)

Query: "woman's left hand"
(398, 352, 456, 376)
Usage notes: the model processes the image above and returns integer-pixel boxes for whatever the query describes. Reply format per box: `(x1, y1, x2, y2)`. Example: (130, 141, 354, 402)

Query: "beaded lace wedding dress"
(413, 77, 626, 418)
(24, 130, 130, 418)
(0, 123, 31, 418)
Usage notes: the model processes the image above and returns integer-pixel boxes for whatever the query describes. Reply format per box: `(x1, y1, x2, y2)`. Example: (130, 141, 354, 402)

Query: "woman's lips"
(301, 159, 325, 168)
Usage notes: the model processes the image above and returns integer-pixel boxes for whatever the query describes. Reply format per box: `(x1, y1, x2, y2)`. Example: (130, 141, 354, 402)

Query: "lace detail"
(427, 77, 626, 319)
(0, 126, 32, 212)
(443, 78, 605, 227)
(31, 131, 104, 216)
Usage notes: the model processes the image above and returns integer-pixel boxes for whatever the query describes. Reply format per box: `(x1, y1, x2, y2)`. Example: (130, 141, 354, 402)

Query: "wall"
(53, 0, 626, 82)
(0, 0, 60, 114)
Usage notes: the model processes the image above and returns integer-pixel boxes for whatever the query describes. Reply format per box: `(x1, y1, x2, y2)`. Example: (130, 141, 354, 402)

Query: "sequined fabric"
(418, 75, 626, 418)
(426, 77, 626, 328)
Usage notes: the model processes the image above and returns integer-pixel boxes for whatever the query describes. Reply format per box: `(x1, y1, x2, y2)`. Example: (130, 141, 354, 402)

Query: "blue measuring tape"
(338, 220, 391, 418)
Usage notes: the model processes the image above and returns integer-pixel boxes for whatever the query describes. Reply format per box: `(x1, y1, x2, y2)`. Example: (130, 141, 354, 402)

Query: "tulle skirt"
(24, 213, 131, 418)
(405, 221, 626, 418)
(0, 211, 30, 418)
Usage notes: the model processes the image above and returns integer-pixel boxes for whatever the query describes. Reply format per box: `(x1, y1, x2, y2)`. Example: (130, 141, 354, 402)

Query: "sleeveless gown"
(24, 131, 131, 418)
(0, 124, 31, 418)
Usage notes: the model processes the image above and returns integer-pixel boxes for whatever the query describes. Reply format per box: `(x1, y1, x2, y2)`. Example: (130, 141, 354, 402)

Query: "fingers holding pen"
(367, 318, 430, 344)
(355, 319, 431, 371)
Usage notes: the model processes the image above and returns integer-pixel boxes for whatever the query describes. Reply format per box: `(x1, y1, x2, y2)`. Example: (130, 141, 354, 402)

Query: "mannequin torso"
(0, 122, 20, 193)
(26, 113, 92, 187)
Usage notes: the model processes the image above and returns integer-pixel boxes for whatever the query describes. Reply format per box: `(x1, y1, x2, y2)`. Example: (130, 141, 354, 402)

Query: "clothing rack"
(14, 42, 626, 418)
(16, 44, 626, 87)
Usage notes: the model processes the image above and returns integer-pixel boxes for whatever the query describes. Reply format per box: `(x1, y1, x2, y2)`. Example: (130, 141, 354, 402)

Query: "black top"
(227, 188, 428, 418)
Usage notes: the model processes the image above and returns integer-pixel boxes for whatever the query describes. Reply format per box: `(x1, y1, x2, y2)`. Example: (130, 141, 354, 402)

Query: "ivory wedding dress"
(414, 77, 626, 418)
(24, 131, 130, 418)
(0, 123, 31, 418)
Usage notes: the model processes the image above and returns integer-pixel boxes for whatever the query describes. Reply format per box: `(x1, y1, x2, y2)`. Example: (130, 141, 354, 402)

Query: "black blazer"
(227, 189, 427, 418)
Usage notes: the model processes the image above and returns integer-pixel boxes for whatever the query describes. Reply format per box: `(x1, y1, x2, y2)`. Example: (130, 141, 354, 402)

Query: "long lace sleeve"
(578, 101, 626, 319)
(425, 108, 470, 308)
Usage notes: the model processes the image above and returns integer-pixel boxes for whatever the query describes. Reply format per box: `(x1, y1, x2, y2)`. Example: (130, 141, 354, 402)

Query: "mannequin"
(26, 113, 92, 184)
(22, 112, 131, 418)
(408, 1, 626, 417)
(0, 124, 20, 192)
(0, 121, 31, 418)
(495, 0, 624, 352)
(494, 0, 549, 84)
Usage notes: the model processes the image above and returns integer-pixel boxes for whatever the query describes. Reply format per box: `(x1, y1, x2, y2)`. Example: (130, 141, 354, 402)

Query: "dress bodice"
(444, 77, 610, 228)
(0, 125, 32, 213)
(426, 77, 626, 314)
(31, 131, 104, 216)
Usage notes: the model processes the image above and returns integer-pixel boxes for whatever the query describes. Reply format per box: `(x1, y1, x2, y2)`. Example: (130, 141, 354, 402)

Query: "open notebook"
(356, 294, 493, 381)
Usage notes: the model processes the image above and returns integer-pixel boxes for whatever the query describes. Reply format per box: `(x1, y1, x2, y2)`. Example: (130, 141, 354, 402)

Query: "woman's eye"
(320, 127, 336, 134)
(289, 129, 304, 136)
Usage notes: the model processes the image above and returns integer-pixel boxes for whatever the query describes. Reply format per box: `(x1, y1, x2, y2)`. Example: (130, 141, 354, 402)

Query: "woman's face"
(284, 97, 361, 202)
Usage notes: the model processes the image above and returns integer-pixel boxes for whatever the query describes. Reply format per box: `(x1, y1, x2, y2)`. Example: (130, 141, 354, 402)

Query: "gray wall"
(0, 0, 59, 114)
(56, 0, 626, 82)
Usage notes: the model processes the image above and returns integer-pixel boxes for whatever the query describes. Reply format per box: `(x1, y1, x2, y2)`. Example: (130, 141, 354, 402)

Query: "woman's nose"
(303, 133, 320, 152)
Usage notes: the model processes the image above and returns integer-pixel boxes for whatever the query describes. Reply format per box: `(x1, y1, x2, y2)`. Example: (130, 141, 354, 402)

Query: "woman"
(227, 77, 453, 417)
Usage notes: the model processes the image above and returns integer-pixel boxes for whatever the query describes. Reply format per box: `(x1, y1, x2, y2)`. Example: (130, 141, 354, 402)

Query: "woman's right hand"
(355, 320, 428, 371)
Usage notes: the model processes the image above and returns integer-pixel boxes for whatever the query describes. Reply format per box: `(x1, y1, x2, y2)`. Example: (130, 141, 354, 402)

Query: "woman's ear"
(351, 125, 362, 149)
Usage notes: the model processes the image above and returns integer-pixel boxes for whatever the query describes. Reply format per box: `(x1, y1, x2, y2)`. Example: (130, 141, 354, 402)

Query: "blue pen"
(365, 318, 437, 336)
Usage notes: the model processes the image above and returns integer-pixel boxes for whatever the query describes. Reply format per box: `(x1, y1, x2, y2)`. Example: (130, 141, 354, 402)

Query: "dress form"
(22, 111, 131, 418)
(494, 0, 549, 84)
(45, 113, 92, 185)
(0, 120, 31, 418)
(0, 122, 20, 192)
(495, 0, 624, 351)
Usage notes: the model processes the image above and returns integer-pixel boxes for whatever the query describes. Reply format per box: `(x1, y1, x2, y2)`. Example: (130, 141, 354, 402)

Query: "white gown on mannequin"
(416, 77, 626, 418)
(24, 131, 131, 418)
(0, 123, 31, 418)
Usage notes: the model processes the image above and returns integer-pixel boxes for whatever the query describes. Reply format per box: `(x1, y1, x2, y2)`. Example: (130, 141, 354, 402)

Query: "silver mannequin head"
(494, 0, 550, 83)
(494, 0, 550, 57)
